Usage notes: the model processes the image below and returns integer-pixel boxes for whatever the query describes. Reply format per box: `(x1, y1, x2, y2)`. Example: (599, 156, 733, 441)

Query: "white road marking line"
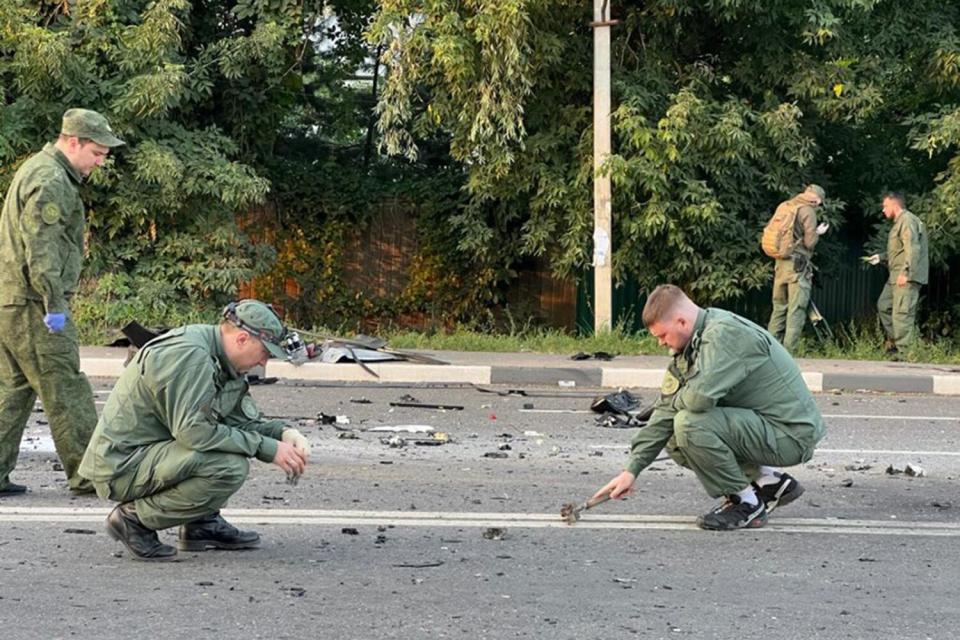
(586, 444, 960, 457)
(822, 414, 960, 421)
(520, 409, 960, 421)
(817, 448, 960, 456)
(519, 409, 591, 414)
(1, 507, 958, 537)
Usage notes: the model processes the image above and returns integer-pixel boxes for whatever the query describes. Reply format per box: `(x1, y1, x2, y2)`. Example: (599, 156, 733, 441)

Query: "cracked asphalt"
(2, 380, 959, 639)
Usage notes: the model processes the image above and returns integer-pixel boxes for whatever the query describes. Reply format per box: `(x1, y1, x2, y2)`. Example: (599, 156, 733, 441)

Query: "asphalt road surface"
(2, 380, 959, 639)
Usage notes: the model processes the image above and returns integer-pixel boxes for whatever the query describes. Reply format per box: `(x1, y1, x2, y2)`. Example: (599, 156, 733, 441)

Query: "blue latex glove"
(43, 312, 67, 333)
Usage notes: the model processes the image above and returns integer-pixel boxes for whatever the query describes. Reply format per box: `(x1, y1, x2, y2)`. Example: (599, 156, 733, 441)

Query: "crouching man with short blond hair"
(593, 285, 825, 530)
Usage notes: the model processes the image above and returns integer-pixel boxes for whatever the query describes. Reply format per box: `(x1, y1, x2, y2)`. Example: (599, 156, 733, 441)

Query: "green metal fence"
(576, 262, 938, 336)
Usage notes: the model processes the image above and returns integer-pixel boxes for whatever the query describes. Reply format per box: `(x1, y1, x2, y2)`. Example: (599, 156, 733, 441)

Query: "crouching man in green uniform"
(79, 300, 310, 560)
(592, 285, 825, 530)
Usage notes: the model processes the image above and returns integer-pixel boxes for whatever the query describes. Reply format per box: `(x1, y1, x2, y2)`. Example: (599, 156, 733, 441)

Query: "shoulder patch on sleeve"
(41, 202, 61, 224)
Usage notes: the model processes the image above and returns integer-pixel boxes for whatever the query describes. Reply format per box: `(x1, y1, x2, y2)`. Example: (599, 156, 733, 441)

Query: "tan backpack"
(761, 200, 800, 259)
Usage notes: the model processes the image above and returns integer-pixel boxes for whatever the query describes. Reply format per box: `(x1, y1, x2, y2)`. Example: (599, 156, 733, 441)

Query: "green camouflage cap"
(804, 184, 826, 202)
(224, 299, 288, 359)
(61, 108, 125, 148)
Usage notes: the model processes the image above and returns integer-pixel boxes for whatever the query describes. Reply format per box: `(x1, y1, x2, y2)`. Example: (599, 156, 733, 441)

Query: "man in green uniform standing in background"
(767, 184, 830, 352)
(593, 285, 825, 530)
(79, 300, 311, 561)
(864, 192, 929, 356)
(0, 108, 124, 496)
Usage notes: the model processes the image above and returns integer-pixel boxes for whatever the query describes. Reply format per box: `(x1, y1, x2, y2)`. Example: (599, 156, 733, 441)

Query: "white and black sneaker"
(753, 473, 805, 513)
(697, 495, 767, 531)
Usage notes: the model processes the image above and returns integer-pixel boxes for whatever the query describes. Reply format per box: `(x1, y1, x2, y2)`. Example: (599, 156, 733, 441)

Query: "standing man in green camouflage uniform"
(593, 285, 825, 530)
(0, 109, 124, 496)
(864, 192, 929, 356)
(80, 300, 311, 561)
(767, 185, 830, 352)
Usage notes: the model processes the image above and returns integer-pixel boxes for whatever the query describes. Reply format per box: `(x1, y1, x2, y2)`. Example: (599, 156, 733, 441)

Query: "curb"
(79, 357, 960, 395)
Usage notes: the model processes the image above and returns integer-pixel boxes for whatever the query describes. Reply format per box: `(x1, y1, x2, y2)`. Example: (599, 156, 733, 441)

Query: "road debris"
(341, 528, 359, 535)
(63, 528, 96, 535)
(886, 463, 925, 477)
(482, 528, 506, 540)
(381, 435, 406, 448)
(393, 561, 445, 568)
(389, 401, 464, 411)
(368, 425, 434, 433)
(484, 451, 509, 459)
(560, 492, 612, 525)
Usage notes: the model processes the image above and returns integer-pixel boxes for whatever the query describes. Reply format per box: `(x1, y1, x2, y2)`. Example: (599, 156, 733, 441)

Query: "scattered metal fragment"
(63, 528, 96, 535)
(337, 432, 359, 440)
(840, 478, 854, 487)
(905, 463, 925, 477)
(393, 561, 445, 568)
(282, 587, 306, 597)
(482, 528, 506, 540)
(389, 401, 464, 411)
(414, 432, 450, 446)
(350, 397, 372, 404)
(886, 463, 925, 477)
(341, 528, 359, 535)
(497, 443, 512, 451)
(484, 452, 508, 459)
(381, 436, 406, 448)
(318, 413, 337, 425)
(845, 461, 872, 471)
(560, 493, 612, 525)
(368, 425, 434, 433)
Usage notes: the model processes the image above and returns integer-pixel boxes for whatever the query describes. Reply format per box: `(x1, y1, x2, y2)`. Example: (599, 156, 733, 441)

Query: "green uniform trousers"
(665, 408, 819, 498)
(768, 276, 811, 352)
(0, 302, 95, 491)
(98, 441, 249, 530)
(877, 281, 921, 350)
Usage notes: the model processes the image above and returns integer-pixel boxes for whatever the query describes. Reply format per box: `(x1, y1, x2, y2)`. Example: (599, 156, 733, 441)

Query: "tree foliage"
(0, 0, 314, 324)
(371, 0, 960, 305)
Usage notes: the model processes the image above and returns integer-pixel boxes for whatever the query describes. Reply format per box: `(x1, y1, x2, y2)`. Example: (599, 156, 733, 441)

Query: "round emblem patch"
(240, 395, 261, 420)
(660, 370, 680, 396)
(41, 202, 61, 225)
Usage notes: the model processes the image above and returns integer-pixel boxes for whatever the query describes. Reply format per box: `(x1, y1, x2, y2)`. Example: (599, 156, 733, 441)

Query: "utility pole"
(591, 0, 615, 333)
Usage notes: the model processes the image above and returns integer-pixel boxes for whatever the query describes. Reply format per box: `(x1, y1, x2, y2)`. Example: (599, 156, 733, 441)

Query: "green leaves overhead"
(372, 0, 960, 303)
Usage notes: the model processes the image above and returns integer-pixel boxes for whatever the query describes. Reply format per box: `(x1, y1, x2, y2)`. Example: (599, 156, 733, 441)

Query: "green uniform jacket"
(773, 194, 819, 284)
(883, 210, 929, 285)
(79, 325, 284, 484)
(0, 143, 85, 313)
(626, 308, 825, 476)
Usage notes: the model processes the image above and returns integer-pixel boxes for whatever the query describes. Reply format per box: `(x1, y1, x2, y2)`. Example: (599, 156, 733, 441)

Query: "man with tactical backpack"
(763, 185, 830, 352)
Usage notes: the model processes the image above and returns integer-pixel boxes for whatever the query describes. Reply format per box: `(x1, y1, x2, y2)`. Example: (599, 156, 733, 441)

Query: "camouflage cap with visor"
(61, 108, 125, 148)
(223, 299, 289, 359)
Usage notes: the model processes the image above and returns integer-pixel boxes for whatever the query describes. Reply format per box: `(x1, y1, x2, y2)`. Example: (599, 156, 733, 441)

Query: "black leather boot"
(178, 511, 260, 551)
(0, 482, 27, 496)
(106, 502, 177, 561)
